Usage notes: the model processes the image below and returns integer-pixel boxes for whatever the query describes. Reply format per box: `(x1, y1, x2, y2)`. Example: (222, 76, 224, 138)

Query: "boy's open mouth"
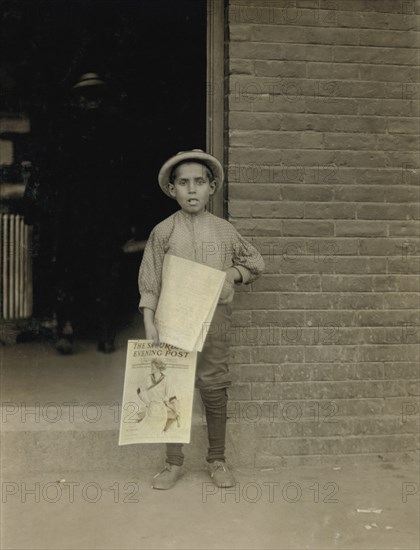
(187, 199, 199, 204)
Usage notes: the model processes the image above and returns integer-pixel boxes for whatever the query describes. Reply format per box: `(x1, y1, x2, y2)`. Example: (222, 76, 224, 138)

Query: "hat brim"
(158, 151, 224, 198)
(73, 79, 105, 89)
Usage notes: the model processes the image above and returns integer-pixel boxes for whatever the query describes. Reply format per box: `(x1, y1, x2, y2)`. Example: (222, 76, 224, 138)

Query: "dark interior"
(1, 0, 207, 329)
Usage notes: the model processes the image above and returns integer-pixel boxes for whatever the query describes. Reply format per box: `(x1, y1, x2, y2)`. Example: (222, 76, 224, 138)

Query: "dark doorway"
(1, 0, 207, 334)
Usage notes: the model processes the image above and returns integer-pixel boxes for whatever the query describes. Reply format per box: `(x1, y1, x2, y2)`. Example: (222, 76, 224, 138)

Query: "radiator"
(0, 214, 33, 320)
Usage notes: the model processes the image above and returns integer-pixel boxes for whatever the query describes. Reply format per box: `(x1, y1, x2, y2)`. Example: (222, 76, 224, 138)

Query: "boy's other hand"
(220, 267, 242, 302)
(220, 278, 235, 302)
(225, 267, 242, 284)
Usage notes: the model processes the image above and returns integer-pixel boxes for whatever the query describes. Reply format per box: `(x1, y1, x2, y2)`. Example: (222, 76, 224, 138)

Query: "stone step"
(1, 399, 258, 475)
(4, 403, 418, 475)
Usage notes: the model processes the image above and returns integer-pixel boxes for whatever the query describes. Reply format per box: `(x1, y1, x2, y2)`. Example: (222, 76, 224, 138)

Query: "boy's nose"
(187, 182, 196, 193)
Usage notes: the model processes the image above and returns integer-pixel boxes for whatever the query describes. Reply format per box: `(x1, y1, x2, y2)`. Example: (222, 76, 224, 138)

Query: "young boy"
(138, 149, 264, 490)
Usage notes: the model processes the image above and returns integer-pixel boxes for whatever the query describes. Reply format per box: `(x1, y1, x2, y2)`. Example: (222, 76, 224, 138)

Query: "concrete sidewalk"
(1, 462, 419, 549)
(1, 321, 419, 548)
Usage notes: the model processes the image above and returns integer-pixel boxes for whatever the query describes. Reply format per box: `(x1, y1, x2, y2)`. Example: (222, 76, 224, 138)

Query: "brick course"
(226, 0, 420, 463)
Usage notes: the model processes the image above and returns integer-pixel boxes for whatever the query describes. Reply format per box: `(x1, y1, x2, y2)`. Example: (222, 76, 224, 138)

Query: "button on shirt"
(138, 209, 265, 312)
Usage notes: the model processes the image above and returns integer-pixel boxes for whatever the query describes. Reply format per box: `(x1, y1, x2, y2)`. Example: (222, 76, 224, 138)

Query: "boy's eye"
(175, 179, 207, 185)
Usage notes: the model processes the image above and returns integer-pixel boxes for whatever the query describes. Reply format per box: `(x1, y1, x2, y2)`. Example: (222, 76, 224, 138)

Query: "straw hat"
(72, 72, 105, 89)
(158, 149, 224, 198)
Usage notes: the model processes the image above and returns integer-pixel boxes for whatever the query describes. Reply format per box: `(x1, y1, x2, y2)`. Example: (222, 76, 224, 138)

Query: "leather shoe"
(208, 460, 235, 488)
(152, 464, 182, 490)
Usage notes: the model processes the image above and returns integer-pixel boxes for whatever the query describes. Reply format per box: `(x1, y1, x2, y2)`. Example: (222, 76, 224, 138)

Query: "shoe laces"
(211, 461, 227, 475)
(153, 464, 178, 479)
(152, 466, 169, 480)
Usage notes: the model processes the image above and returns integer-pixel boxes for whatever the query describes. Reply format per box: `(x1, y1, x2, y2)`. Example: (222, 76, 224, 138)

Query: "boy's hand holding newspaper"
(143, 307, 160, 346)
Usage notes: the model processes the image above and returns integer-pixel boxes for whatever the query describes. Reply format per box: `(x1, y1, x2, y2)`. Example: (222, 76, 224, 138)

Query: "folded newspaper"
(119, 340, 197, 445)
(154, 254, 226, 352)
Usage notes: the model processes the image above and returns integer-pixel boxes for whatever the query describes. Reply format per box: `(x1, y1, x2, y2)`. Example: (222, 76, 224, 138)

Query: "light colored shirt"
(138, 209, 265, 312)
(138, 373, 176, 405)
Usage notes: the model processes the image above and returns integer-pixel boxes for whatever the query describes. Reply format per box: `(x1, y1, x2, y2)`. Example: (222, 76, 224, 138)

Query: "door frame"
(206, 0, 226, 218)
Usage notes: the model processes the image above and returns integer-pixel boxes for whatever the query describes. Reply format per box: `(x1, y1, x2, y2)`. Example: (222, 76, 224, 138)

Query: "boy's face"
(168, 162, 216, 215)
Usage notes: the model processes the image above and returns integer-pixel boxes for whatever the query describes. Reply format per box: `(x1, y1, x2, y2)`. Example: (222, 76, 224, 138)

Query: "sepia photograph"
(1, 0, 419, 549)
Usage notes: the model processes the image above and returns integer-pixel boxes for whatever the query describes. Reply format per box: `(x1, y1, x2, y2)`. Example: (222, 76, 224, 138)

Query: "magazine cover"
(118, 340, 197, 445)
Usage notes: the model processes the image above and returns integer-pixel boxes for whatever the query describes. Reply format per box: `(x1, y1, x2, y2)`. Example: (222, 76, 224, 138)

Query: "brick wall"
(225, 0, 419, 465)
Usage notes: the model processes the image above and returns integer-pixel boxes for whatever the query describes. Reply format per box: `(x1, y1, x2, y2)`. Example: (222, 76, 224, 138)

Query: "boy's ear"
(209, 180, 216, 195)
(167, 183, 176, 198)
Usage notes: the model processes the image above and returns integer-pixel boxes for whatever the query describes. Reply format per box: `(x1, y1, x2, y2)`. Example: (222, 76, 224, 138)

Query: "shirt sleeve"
(231, 230, 265, 285)
(164, 380, 177, 402)
(138, 226, 166, 312)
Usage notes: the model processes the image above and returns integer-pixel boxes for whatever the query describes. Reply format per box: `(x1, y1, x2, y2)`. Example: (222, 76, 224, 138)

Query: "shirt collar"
(178, 208, 208, 222)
